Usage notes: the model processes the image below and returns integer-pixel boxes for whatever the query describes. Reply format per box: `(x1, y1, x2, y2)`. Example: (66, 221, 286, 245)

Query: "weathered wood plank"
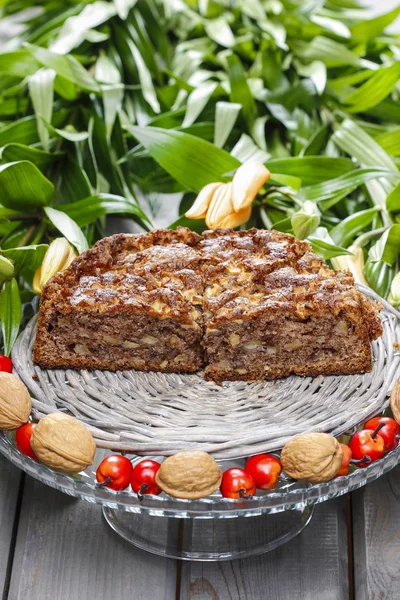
(180, 498, 349, 600)
(7, 477, 177, 600)
(0, 454, 22, 596)
(352, 468, 400, 600)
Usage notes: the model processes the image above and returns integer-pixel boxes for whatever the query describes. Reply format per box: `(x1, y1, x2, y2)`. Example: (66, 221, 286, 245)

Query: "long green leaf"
(386, 183, 400, 212)
(0, 50, 39, 78)
(214, 101, 241, 148)
(28, 67, 56, 151)
(2, 245, 48, 271)
(61, 194, 147, 227)
(330, 208, 380, 246)
(0, 161, 54, 211)
(368, 225, 400, 266)
(351, 6, 400, 40)
(268, 156, 353, 186)
(183, 81, 218, 128)
(128, 126, 240, 191)
(300, 168, 399, 202)
(376, 129, 400, 156)
(343, 63, 400, 114)
(0, 278, 22, 356)
(1, 144, 62, 170)
(25, 44, 100, 92)
(44, 207, 89, 254)
(226, 54, 256, 128)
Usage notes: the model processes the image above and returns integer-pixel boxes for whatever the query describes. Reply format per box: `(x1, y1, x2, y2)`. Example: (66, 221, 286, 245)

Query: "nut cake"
(34, 227, 382, 383)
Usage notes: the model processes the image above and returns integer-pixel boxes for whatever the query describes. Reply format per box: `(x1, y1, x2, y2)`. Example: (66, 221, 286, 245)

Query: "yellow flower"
(331, 245, 368, 286)
(185, 161, 270, 229)
(33, 238, 77, 294)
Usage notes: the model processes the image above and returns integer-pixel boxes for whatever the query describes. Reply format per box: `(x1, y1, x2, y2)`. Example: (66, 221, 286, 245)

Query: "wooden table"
(0, 455, 399, 599)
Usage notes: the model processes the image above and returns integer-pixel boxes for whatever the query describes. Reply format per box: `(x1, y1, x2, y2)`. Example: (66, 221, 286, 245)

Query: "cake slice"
(33, 228, 205, 373)
(200, 229, 382, 383)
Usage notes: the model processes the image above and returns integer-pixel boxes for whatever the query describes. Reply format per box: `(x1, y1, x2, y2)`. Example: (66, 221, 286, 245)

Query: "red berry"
(0, 355, 12, 373)
(131, 460, 161, 496)
(245, 454, 282, 490)
(220, 468, 256, 499)
(15, 423, 37, 460)
(349, 427, 385, 467)
(96, 455, 133, 491)
(364, 417, 399, 452)
(335, 444, 352, 477)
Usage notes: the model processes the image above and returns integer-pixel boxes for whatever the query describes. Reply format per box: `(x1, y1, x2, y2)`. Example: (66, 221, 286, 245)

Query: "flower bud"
(231, 161, 270, 212)
(186, 182, 223, 219)
(331, 245, 368, 286)
(33, 238, 77, 294)
(0, 255, 15, 283)
(388, 272, 400, 307)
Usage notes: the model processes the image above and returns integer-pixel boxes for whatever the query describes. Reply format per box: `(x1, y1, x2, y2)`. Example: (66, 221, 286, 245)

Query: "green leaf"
(126, 38, 160, 113)
(0, 161, 54, 211)
(0, 278, 22, 356)
(25, 44, 100, 92)
(300, 168, 399, 202)
(386, 182, 400, 212)
(28, 68, 56, 151)
(60, 194, 147, 227)
(128, 125, 240, 191)
(368, 225, 400, 266)
(351, 6, 400, 41)
(0, 50, 39, 78)
(214, 101, 241, 148)
(376, 129, 400, 156)
(2, 245, 48, 271)
(330, 208, 380, 247)
(295, 60, 327, 95)
(231, 133, 270, 163)
(183, 81, 218, 128)
(114, 0, 138, 20)
(204, 17, 235, 48)
(343, 63, 400, 114)
(332, 119, 398, 173)
(365, 259, 394, 299)
(291, 36, 365, 68)
(268, 156, 353, 186)
(308, 238, 352, 260)
(226, 54, 256, 128)
(291, 201, 320, 240)
(0, 116, 39, 147)
(44, 207, 89, 254)
(49, 1, 117, 54)
(1, 144, 62, 170)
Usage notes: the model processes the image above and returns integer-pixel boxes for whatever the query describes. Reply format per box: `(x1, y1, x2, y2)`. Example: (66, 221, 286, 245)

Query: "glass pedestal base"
(103, 506, 314, 561)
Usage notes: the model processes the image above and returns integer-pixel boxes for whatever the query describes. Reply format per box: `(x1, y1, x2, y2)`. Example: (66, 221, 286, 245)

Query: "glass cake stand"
(5, 287, 400, 560)
(0, 430, 399, 561)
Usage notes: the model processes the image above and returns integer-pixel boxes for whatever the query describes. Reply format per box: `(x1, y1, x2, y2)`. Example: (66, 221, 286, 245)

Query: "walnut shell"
(0, 372, 32, 430)
(281, 432, 343, 484)
(31, 413, 96, 473)
(155, 451, 222, 499)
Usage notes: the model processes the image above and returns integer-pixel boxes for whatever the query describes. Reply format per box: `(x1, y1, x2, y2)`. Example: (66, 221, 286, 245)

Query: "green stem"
(353, 227, 386, 248)
(30, 221, 47, 246)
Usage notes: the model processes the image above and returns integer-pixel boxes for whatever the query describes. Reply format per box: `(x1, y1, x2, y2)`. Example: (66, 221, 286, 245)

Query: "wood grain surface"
(352, 468, 400, 600)
(7, 477, 177, 600)
(0, 455, 22, 596)
(179, 498, 349, 600)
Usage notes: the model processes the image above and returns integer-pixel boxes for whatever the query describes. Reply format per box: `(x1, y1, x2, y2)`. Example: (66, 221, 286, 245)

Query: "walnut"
(155, 451, 222, 499)
(281, 432, 343, 483)
(31, 413, 96, 473)
(0, 373, 31, 430)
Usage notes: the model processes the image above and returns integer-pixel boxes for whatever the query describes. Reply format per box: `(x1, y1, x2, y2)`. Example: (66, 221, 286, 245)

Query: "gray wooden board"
(179, 498, 349, 600)
(7, 477, 177, 600)
(0, 454, 22, 595)
(352, 467, 400, 600)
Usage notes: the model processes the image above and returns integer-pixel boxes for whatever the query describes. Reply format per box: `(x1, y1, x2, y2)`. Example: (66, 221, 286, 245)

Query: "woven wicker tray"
(11, 285, 400, 460)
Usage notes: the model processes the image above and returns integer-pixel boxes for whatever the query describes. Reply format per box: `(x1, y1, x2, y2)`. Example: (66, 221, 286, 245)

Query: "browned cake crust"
(34, 227, 382, 383)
